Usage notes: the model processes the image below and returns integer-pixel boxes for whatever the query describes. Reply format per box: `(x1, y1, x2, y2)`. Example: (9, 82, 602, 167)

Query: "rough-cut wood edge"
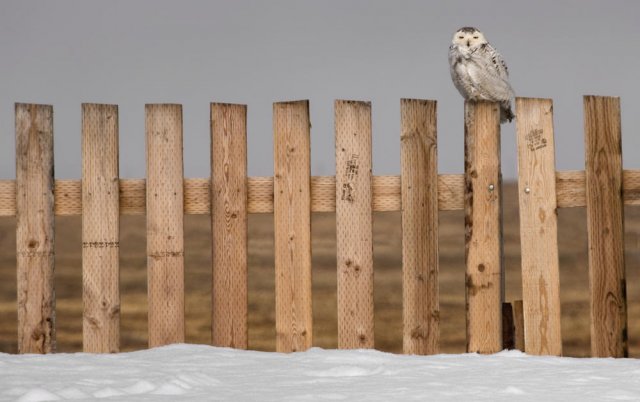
(335, 100, 374, 349)
(464, 100, 503, 354)
(584, 95, 628, 358)
(1, 170, 638, 217)
(400, 99, 439, 355)
(502, 302, 515, 350)
(512, 300, 525, 352)
(15, 103, 56, 354)
(211, 103, 248, 349)
(81, 103, 120, 353)
(273, 100, 313, 352)
(515, 97, 562, 356)
(145, 104, 185, 348)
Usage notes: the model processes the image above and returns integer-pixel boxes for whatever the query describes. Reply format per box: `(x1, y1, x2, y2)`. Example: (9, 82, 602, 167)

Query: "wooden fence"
(0, 96, 638, 357)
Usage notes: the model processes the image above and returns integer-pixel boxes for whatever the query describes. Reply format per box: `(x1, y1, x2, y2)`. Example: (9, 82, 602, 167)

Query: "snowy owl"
(449, 27, 515, 123)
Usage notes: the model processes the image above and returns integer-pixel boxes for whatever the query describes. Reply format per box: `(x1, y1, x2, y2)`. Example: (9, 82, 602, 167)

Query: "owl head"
(452, 27, 487, 49)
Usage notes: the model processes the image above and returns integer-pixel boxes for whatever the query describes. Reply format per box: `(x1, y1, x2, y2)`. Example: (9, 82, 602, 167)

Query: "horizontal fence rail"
(0, 96, 638, 358)
(2, 171, 640, 216)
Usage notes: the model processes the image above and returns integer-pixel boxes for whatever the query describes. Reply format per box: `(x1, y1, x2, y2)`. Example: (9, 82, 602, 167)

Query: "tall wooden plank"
(145, 104, 185, 347)
(273, 101, 312, 352)
(211, 103, 248, 349)
(15, 104, 55, 354)
(515, 97, 562, 356)
(335, 100, 374, 349)
(584, 95, 627, 357)
(464, 100, 503, 354)
(400, 99, 439, 355)
(82, 104, 120, 353)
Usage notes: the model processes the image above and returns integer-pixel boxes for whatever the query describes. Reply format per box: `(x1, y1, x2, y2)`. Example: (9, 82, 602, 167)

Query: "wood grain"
(400, 99, 439, 355)
(515, 97, 562, 356)
(145, 104, 185, 347)
(464, 101, 503, 354)
(335, 100, 374, 349)
(584, 95, 628, 357)
(81, 104, 120, 353)
(15, 103, 55, 354)
(211, 103, 248, 349)
(273, 101, 313, 352)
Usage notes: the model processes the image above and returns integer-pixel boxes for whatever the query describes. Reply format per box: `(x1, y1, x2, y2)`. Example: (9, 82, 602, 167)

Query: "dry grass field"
(0, 184, 639, 356)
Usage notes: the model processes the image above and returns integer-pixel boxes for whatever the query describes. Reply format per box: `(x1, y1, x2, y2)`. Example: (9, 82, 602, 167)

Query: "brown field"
(0, 184, 639, 356)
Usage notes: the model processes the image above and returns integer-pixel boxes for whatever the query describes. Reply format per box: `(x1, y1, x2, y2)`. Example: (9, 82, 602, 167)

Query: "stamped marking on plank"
(82, 241, 120, 248)
(341, 153, 360, 202)
(525, 129, 547, 151)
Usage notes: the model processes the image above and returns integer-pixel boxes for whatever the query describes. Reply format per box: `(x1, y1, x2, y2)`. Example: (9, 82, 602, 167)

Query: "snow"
(1, 344, 640, 401)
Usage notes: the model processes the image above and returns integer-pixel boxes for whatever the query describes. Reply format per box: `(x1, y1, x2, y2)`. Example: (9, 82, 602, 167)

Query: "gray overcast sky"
(1, 0, 638, 179)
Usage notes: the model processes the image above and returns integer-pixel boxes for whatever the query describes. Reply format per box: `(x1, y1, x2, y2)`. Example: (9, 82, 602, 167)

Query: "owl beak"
(466, 40, 470, 47)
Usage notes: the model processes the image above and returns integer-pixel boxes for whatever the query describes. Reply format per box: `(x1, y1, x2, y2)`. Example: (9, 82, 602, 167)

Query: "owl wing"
(485, 43, 510, 80)
(467, 44, 514, 101)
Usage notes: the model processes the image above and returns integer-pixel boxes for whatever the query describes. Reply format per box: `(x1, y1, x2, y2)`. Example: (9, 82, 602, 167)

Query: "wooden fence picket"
(210, 103, 249, 349)
(400, 99, 439, 355)
(15, 103, 55, 354)
(584, 95, 628, 358)
(335, 100, 374, 349)
(81, 103, 120, 353)
(145, 104, 185, 347)
(463, 101, 503, 354)
(273, 101, 313, 352)
(515, 97, 562, 356)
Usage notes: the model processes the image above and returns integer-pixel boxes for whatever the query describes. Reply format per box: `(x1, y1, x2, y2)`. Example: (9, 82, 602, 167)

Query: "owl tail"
(500, 101, 515, 123)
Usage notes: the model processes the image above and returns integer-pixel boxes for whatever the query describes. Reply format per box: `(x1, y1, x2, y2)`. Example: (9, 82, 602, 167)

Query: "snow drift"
(1, 344, 639, 401)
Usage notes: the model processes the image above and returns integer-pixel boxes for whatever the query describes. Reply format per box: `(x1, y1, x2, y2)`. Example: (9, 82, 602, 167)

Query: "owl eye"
(458, 36, 464, 39)
(473, 36, 479, 39)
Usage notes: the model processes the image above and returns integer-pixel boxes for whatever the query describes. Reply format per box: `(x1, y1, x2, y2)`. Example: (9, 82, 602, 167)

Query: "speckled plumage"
(449, 27, 515, 123)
